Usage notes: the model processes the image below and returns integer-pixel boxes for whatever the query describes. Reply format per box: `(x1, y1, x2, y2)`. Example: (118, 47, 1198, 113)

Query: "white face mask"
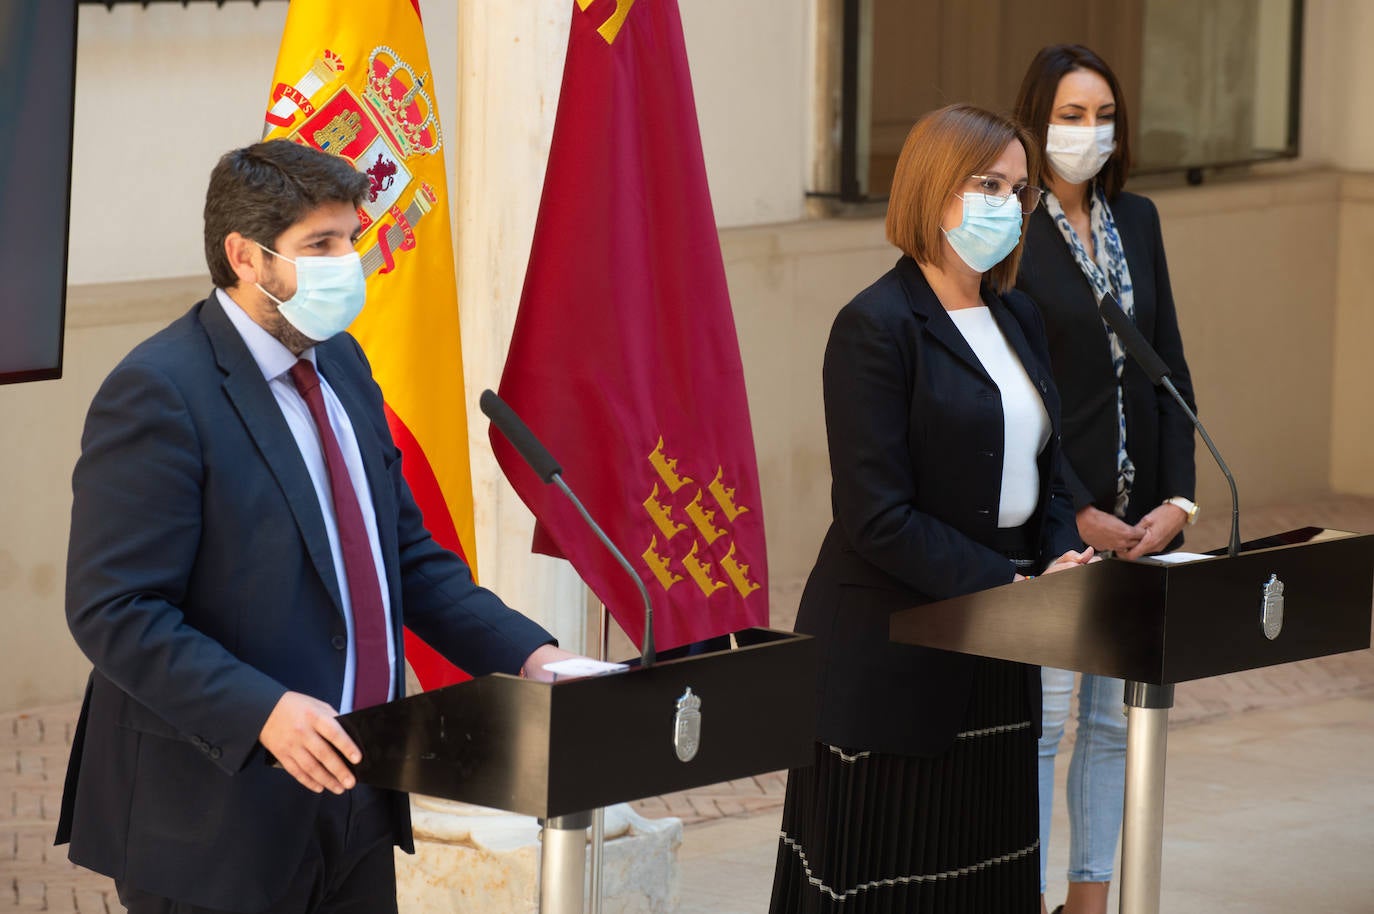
(255, 242, 366, 342)
(1045, 123, 1116, 185)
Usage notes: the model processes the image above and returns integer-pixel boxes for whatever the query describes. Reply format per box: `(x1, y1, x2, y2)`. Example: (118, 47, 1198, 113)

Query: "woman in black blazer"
(769, 104, 1092, 914)
(1013, 45, 1198, 914)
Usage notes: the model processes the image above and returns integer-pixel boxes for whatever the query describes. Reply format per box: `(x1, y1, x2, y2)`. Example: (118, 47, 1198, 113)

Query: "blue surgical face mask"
(255, 242, 366, 342)
(941, 192, 1023, 273)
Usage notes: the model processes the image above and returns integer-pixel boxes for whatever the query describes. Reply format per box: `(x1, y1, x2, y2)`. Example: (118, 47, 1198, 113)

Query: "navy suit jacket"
(1016, 192, 1197, 525)
(56, 294, 553, 910)
(795, 257, 1083, 758)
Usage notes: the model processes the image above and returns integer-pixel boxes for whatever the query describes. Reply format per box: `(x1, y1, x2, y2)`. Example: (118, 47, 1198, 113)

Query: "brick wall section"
(2, 704, 114, 912)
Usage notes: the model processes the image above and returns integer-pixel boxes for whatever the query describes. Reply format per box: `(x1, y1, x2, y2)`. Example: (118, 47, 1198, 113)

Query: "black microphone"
(479, 390, 656, 667)
(478, 389, 562, 483)
(1098, 293, 1241, 558)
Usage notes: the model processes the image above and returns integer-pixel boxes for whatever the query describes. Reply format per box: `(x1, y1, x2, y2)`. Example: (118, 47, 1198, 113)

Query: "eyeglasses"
(963, 174, 1043, 214)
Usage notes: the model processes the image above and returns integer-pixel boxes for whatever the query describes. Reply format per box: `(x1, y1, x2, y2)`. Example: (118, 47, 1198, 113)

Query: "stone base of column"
(395, 796, 683, 913)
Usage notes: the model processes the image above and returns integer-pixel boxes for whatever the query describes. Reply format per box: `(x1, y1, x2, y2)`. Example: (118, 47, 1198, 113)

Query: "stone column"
(451, 2, 589, 647)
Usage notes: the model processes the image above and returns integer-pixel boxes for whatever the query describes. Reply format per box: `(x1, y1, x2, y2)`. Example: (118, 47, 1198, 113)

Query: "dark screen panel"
(0, 0, 76, 384)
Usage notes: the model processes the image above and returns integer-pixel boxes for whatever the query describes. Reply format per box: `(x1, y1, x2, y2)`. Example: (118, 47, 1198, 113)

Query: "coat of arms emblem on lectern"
(1261, 573, 1285, 640)
(674, 687, 702, 762)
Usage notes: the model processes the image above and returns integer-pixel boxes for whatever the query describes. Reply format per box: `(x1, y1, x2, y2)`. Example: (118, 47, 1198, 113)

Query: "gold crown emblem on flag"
(641, 437, 761, 600)
(363, 45, 442, 158)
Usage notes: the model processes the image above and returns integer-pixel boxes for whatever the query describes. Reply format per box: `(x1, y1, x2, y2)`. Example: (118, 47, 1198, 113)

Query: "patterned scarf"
(1044, 185, 1136, 518)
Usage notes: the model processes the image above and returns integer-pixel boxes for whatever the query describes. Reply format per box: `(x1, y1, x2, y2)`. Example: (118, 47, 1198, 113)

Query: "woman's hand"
(1018, 547, 1097, 580)
(1120, 503, 1188, 560)
(1042, 546, 1096, 575)
(1076, 505, 1144, 554)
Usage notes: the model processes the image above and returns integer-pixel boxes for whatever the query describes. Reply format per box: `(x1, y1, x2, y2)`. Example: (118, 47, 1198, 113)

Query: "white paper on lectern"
(1141, 551, 1214, 565)
(542, 658, 629, 678)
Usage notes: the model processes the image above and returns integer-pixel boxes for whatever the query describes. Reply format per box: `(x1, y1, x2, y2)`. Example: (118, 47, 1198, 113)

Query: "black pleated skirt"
(769, 657, 1039, 913)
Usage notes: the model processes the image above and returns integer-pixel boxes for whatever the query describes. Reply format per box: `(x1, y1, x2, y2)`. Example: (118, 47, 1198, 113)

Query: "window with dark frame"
(828, 0, 1304, 203)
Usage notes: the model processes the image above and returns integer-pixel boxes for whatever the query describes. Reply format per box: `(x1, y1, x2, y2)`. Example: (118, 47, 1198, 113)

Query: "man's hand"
(520, 643, 585, 682)
(259, 691, 360, 795)
(1120, 503, 1188, 560)
(1076, 505, 1144, 554)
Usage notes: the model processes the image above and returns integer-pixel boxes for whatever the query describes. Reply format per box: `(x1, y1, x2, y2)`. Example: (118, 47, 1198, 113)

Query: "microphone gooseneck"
(1098, 294, 1241, 559)
(480, 390, 656, 667)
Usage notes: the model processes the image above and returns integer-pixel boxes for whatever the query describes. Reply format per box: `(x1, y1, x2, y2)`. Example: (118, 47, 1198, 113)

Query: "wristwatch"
(1164, 496, 1199, 525)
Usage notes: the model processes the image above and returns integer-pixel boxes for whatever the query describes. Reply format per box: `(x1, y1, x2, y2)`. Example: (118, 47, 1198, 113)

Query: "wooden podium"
(338, 627, 816, 913)
(890, 527, 1374, 914)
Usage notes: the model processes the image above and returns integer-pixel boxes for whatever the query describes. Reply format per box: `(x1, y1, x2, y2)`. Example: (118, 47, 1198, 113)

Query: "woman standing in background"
(1013, 44, 1199, 914)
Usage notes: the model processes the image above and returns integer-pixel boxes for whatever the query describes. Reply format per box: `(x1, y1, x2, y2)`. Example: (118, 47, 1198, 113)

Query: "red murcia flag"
(493, 0, 769, 651)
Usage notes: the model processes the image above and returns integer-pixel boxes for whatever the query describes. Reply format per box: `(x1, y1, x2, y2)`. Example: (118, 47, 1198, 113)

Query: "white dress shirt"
(947, 305, 1051, 528)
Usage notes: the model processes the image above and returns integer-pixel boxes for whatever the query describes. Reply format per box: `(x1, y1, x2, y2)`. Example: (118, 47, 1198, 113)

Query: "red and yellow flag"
(263, 0, 470, 688)
(493, 0, 769, 651)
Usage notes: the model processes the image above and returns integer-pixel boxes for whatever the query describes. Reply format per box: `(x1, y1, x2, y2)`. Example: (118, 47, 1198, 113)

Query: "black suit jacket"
(795, 257, 1083, 759)
(1016, 192, 1197, 526)
(56, 295, 554, 910)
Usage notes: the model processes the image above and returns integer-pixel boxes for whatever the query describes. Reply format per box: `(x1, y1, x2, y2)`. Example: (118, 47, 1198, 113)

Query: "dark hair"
(1013, 44, 1131, 199)
(203, 140, 370, 288)
(885, 104, 1040, 293)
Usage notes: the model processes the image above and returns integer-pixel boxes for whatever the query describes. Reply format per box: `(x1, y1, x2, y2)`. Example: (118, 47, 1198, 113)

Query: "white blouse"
(946, 306, 1051, 528)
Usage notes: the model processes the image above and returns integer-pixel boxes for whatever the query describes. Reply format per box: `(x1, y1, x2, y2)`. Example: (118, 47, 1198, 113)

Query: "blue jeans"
(1038, 668, 1128, 892)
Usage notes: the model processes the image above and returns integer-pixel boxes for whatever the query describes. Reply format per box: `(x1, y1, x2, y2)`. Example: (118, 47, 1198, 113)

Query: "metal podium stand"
(337, 627, 816, 913)
(889, 527, 1374, 914)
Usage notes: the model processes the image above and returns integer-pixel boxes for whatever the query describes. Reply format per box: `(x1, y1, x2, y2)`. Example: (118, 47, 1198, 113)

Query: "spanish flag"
(262, 0, 471, 688)
(493, 0, 769, 651)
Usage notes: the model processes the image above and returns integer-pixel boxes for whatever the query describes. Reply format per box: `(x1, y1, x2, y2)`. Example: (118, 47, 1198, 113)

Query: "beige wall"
(64, 1, 805, 288)
(1, 278, 204, 708)
(2, 1, 1371, 710)
(67, 4, 287, 285)
(722, 220, 897, 614)
(1151, 172, 1340, 509)
(1331, 174, 1374, 493)
(1301, 0, 1374, 172)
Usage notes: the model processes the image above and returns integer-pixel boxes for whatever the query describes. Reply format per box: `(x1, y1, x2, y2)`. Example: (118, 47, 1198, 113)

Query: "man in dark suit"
(57, 140, 574, 913)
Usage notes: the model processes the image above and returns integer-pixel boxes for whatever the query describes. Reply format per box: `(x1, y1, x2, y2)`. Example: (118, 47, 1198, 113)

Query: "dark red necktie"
(289, 359, 390, 709)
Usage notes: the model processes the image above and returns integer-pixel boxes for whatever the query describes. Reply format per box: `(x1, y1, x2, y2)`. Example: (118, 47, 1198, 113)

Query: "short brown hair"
(885, 104, 1040, 293)
(203, 140, 370, 288)
(1013, 44, 1131, 199)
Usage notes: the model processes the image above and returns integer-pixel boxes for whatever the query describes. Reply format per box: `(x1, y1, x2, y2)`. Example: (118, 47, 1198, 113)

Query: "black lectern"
(890, 528, 1374, 914)
(338, 627, 815, 913)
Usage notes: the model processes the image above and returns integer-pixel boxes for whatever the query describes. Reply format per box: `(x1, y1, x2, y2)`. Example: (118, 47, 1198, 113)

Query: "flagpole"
(588, 600, 610, 914)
